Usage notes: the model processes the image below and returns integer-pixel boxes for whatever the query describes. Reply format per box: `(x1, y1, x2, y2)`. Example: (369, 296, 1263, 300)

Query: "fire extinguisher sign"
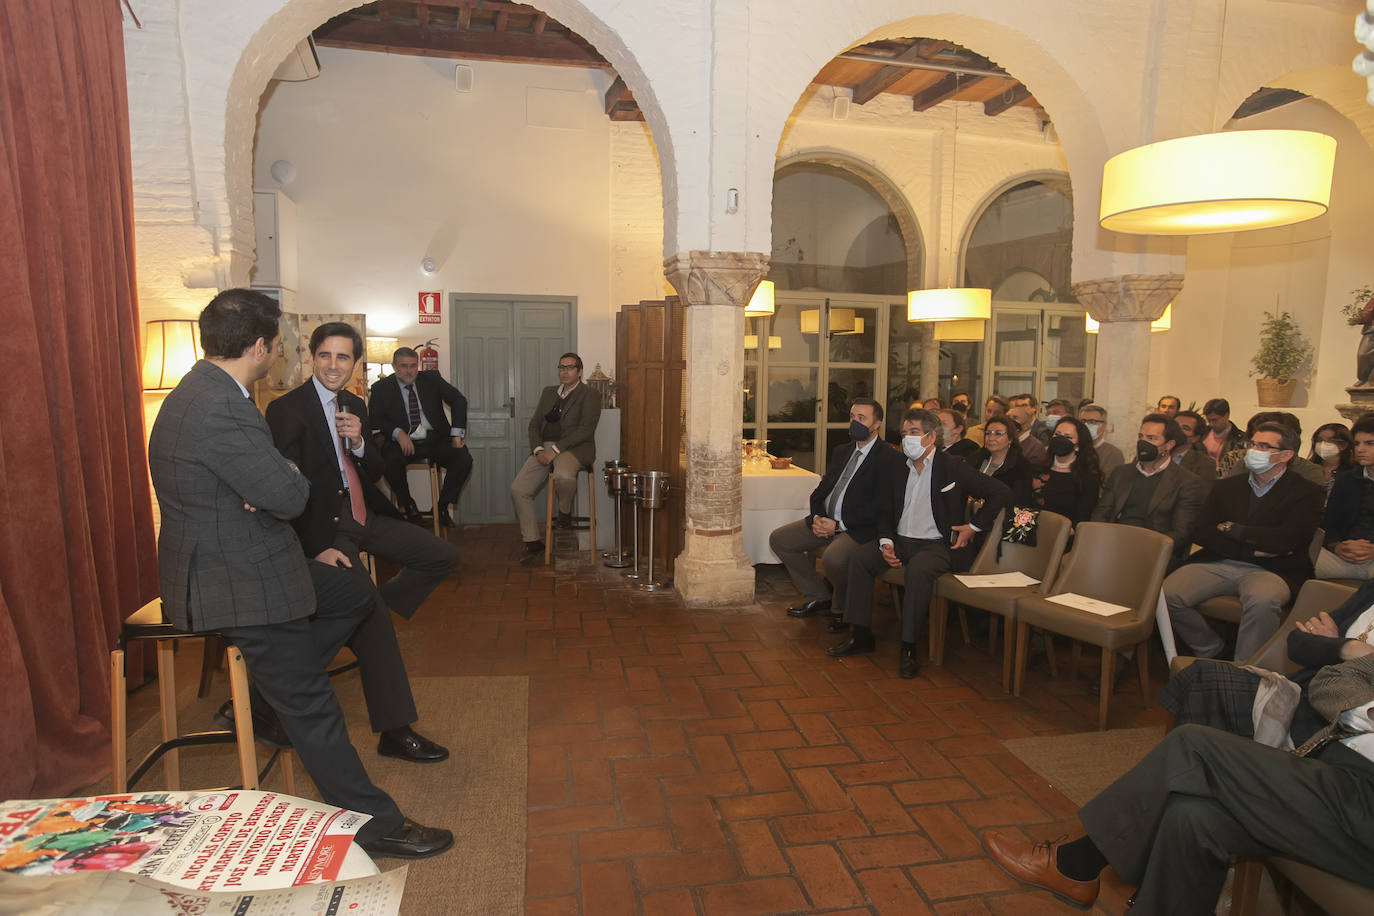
(418, 291, 442, 324)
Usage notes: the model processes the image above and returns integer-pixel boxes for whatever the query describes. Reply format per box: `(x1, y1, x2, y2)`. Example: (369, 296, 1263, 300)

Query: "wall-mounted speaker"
(454, 64, 474, 93)
(832, 96, 850, 120)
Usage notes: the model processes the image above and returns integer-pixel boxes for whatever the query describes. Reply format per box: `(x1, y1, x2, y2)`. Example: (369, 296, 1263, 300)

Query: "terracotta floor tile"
(669, 796, 728, 850)
(715, 790, 807, 821)
(577, 825, 675, 860)
(691, 734, 742, 773)
(641, 888, 699, 916)
(838, 832, 941, 868)
(954, 797, 1052, 829)
(847, 784, 917, 834)
(736, 749, 793, 793)
(616, 776, 668, 826)
(908, 859, 1021, 899)
(855, 867, 935, 915)
(792, 766, 855, 811)
(773, 811, 871, 845)
(524, 896, 579, 916)
(696, 876, 809, 916)
(777, 746, 860, 768)
(786, 844, 866, 909)
(528, 804, 621, 835)
(526, 835, 576, 897)
(579, 860, 636, 916)
(727, 820, 789, 877)
(893, 777, 980, 805)
(635, 848, 740, 890)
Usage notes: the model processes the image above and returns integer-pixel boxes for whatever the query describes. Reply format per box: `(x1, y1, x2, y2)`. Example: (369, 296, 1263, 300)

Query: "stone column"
(664, 250, 769, 606)
(1072, 274, 1182, 455)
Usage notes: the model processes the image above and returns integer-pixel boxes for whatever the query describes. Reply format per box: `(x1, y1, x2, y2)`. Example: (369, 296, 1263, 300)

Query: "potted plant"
(1249, 309, 1311, 407)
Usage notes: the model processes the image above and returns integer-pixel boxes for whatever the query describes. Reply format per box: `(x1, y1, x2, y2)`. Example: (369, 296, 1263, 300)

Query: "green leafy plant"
(1249, 310, 1311, 382)
(1342, 284, 1374, 325)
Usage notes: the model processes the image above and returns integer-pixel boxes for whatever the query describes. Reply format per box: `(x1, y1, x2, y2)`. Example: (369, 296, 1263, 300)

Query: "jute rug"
(1001, 727, 1165, 808)
(89, 674, 528, 916)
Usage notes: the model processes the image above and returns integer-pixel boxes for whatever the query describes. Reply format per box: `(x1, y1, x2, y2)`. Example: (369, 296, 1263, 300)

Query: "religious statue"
(1346, 285, 1374, 387)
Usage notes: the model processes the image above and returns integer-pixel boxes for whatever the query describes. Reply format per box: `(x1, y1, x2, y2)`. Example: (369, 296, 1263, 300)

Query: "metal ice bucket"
(640, 471, 670, 510)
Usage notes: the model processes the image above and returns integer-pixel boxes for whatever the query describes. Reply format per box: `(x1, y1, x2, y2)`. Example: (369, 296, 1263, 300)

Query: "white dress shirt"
(312, 377, 364, 478)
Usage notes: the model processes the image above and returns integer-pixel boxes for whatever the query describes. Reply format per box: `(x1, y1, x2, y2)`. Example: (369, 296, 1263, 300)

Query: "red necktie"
(332, 397, 368, 524)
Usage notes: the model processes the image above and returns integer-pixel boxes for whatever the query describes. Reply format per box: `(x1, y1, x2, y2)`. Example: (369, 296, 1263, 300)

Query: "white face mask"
(1084, 421, 1104, 441)
(902, 433, 931, 461)
(1315, 441, 1341, 460)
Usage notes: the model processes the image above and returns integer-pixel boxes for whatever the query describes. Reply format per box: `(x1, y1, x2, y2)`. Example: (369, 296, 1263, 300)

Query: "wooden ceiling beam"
(457, 6, 470, 29)
(911, 73, 981, 111)
(532, 12, 547, 35)
(604, 76, 628, 115)
(983, 83, 1031, 116)
(851, 39, 948, 105)
(416, 3, 429, 28)
(495, 10, 510, 31)
(314, 19, 608, 68)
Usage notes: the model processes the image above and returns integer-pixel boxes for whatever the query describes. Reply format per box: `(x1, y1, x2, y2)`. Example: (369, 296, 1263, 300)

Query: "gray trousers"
(845, 536, 950, 644)
(767, 522, 868, 611)
(1080, 724, 1374, 915)
(510, 448, 587, 541)
(1315, 547, 1374, 581)
(1163, 559, 1290, 662)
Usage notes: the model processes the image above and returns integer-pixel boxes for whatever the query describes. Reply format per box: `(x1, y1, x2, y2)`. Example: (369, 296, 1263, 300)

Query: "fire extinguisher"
(418, 338, 440, 373)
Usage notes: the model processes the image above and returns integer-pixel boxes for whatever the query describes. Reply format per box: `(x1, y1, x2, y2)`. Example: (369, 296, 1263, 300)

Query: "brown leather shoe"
(982, 830, 1099, 910)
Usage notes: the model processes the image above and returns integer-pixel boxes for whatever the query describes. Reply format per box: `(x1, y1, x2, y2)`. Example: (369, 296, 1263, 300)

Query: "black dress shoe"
(360, 817, 454, 859)
(899, 648, 920, 679)
(825, 615, 849, 634)
(214, 699, 291, 749)
(522, 539, 544, 554)
(554, 511, 574, 529)
(436, 503, 456, 528)
(377, 726, 449, 763)
(786, 598, 832, 618)
(402, 500, 423, 523)
(826, 633, 875, 657)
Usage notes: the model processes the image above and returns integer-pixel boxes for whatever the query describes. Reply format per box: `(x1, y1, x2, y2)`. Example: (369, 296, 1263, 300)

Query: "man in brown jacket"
(1091, 413, 1205, 563)
(510, 352, 601, 557)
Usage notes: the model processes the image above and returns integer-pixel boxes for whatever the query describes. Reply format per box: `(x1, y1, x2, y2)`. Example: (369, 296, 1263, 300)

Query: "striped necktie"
(405, 384, 421, 433)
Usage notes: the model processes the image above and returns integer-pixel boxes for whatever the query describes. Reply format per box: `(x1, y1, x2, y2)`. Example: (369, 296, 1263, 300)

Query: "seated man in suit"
(769, 398, 903, 631)
(265, 322, 458, 765)
(149, 290, 450, 859)
(1316, 415, 1374, 580)
(983, 658, 1374, 913)
(510, 352, 601, 560)
(936, 407, 979, 462)
(369, 346, 473, 528)
(1163, 421, 1324, 662)
(1007, 403, 1048, 467)
(1091, 413, 1205, 565)
(1079, 403, 1125, 478)
(829, 408, 1010, 678)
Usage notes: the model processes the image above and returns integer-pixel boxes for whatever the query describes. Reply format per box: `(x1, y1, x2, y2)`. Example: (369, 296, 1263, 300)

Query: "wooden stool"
(544, 466, 597, 564)
(110, 599, 294, 793)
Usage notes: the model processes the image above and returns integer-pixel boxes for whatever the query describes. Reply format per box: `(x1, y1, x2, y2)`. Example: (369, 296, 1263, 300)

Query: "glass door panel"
(993, 312, 1039, 368)
(827, 368, 877, 421)
(766, 367, 819, 423)
(769, 428, 817, 472)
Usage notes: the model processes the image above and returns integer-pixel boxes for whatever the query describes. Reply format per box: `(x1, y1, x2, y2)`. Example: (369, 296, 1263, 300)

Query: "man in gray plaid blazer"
(981, 657, 1374, 912)
(148, 289, 452, 859)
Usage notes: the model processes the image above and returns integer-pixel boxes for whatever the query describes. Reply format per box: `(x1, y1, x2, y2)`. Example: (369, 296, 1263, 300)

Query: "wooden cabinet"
(616, 298, 685, 576)
(250, 189, 297, 292)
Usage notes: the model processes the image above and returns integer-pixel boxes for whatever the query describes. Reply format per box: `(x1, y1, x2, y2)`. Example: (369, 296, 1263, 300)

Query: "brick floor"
(139, 523, 1164, 913)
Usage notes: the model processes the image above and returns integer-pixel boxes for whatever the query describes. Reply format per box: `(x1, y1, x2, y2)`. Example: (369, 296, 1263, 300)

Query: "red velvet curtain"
(0, 0, 158, 798)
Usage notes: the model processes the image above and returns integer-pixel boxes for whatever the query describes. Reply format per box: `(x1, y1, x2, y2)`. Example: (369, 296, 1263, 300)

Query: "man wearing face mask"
(937, 408, 979, 461)
(770, 399, 904, 626)
(1035, 399, 1077, 446)
(1091, 413, 1204, 564)
(1173, 409, 1219, 486)
(964, 394, 1007, 448)
(1007, 404, 1048, 467)
(1079, 404, 1124, 477)
(1163, 421, 1324, 661)
(828, 408, 1010, 678)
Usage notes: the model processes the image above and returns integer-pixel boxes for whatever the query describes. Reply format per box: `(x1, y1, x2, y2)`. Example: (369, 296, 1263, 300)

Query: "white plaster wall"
(1148, 96, 1374, 435)
(610, 122, 675, 309)
(252, 49, 619, 373)
(771, 171, 895, 270)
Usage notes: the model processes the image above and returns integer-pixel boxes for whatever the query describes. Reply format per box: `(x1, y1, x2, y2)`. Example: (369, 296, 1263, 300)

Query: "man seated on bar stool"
(368, 347, 472, 528)
(830, 408, 1010, 678)
(149, 289, 451, 859)
(510, 352, 601, 562)
(769, 398, 902, 631)
(266, 321, 457, 765)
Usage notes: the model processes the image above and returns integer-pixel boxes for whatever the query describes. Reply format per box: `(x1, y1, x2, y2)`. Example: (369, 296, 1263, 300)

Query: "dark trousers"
(845, 536, 951, 644)
(222, 565, 403, 845)
(1080, 724, 1374, 915)
(381, 435, 472, 507)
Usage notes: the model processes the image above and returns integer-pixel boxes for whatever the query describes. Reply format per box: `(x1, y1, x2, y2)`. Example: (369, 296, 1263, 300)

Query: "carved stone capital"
(1071, 273, 1183, 323)
(664, 251, 770, 308)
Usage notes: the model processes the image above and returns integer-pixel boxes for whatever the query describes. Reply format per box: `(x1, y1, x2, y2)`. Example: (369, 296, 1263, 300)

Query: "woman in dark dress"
(1159, 579, 1374, 746)
(1029, 418, 1102, 530)
(968, 416, 1035, 507)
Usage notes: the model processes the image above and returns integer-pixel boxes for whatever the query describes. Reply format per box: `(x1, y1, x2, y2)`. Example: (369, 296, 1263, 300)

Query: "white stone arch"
(959, 169, 1074, 296)
(745, 2, 1114, 281)
(772, 150, 926, 291)
(210, 0, 678, 285)
(1239, 66, 1374, 155)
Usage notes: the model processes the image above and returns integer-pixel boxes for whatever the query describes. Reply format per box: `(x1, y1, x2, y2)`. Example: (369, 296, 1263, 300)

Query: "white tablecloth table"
(741, 463, 821, 564)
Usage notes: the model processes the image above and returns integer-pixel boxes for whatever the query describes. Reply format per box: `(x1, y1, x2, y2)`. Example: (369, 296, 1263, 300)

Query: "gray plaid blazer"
(1297, 654, 1374, 756)
(148, 360, 315, 631)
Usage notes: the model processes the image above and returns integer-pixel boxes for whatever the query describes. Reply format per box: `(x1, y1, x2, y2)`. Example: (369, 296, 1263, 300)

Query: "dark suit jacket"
(1321, 467, 1374, 546)
(1091, 460, 1205, 552)
(369, 370, 467, 442)
(969, 447, 1035, 507)
(148, 360, 314, 631)
(806, 439, 905, 545)
(527, 382, 600, 467)
(265, 380, 401, 558)
(876, 449, 1011, 563)
(943, 438, 979, 462)
(1187, 468, 1325, 596)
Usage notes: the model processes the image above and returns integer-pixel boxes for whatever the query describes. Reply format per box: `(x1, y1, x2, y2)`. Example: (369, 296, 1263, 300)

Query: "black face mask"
(1048, 435, 1076, 458)
(952, 400, 969, 413)
(1136, 440, 1160, 464)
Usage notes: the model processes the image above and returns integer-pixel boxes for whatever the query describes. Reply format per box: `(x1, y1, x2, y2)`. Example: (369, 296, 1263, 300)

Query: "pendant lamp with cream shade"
(909, 74, 991, 327)
(1098, 1, 1335, 236)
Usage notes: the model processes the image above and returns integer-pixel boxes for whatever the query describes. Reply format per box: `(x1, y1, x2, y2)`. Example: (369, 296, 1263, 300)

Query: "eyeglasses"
(557, 363, 579, 371)
(1245, 441, 1284, 453)
(984, 430, 1009, 438)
